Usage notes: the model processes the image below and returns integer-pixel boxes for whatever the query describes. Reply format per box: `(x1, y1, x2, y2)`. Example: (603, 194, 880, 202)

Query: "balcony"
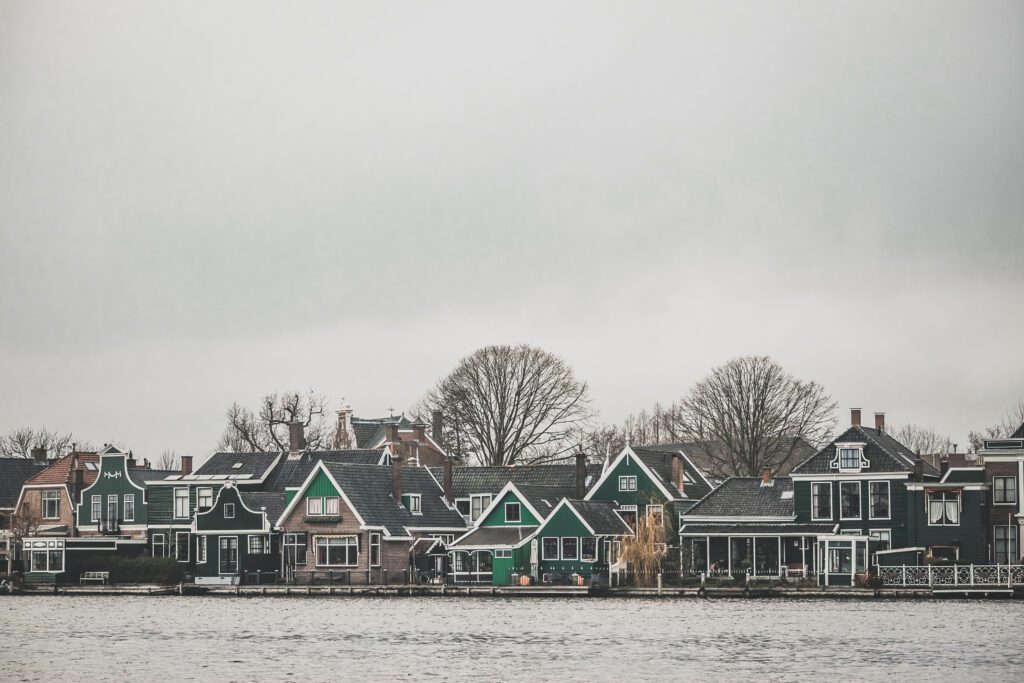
(98, 518, 120, 535)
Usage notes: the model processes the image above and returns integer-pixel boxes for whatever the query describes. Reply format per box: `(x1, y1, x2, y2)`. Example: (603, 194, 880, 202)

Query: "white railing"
(879, 564, 1024, 588)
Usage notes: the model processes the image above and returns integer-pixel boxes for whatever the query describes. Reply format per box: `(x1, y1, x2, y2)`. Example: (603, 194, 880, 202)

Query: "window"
(406, 494, 422, 515)
(370, 532, 381, 567)
(927, 491, 960, 526)
(505, 502, 521, 523)
(315, 535, 358, 567)
(107, 495, 118, 523)
(152, 533, 167, 558)
(840, 482, 861, 520)
(219, 536, 238, 573)
(618, 476, 637, 492)
(542, 537, 559, 560)
(617, 505, 638, 529)
(41, 491, 60, 519)
(995, 525, 1018, 564)
(173, 488, 189, 519)
(495, 549, 512, 559)
(994, 477, 1017, 505)
(455, 499, 471, 519)
(91, 495, 101, 522)
(581, 537, 597, 562)
(197, 487, 214, 511)
(470, 495, 491, 522)
(123, 494, 135, 522)
(869, 529, 891, 563)
(931, 546, 958, 562)
(284, 533, 307, 566)
(307, 497, 323, 515)
(28, 546, 64, 573)
(869, 481, 890, 519)
(839, 448, 862, 470)
(811, 483, 831, 520)
(196, 537, 207, 564)
(325, 497, 340, 515)
(249, 535, 268, 554)
(224, 503, 234, 519)
(175, 532, 190, 562)
(646, 505, 664, 526)
(561, 537, 579, 560)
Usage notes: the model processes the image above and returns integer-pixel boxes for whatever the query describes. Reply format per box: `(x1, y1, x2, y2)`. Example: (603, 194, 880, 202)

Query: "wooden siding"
(480, 490, 541, 527)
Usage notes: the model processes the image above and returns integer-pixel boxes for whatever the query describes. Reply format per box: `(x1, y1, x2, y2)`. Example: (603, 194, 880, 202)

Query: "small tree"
(617, 504, 667, 585)
(6, 505, 42, 577)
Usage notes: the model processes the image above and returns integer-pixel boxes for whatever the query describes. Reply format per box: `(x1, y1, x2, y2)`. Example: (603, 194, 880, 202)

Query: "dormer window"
(831, 443, 868, 472)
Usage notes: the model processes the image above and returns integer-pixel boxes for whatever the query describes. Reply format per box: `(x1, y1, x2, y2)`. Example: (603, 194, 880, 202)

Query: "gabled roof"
(193, 452, 281, 479)
(24, 452, 100, 487)
(585, 446, 681, 502)
(563, 500, 633, 536)
(321, 463, 465, 537)
(351, 415, 421, 448)
(449, 525, 537, 549)
(429, 464, 603, 499)
(639, 440, 815, 479)
(511, 484, 573, 520)
(791, 426, 939, 476)
(631, 446, 714, 500)
(128, 468, 179, 486)
(240, 491, 287, 524)
(0, 458, 45, 508)
(682, 477, 795, 519)
(263, 449, 388, 491)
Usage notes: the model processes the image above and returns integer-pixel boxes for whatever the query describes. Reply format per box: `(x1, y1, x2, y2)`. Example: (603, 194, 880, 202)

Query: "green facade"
(76, 453, 149, 528)
(793, 478, 911, 547)
(480, 490, 541, 527)
(534, 503, 613, 581)
(587, 451, 679, 549)
(194, 486, 276, 582)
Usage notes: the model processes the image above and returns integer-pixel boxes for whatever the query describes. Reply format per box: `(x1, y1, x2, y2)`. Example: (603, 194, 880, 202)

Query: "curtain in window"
(928, 499, 943, 524)
(945, 498, 959, 524)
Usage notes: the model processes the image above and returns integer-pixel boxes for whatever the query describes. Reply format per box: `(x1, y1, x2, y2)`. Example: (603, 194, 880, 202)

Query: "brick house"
(979, 420, 1024, 564)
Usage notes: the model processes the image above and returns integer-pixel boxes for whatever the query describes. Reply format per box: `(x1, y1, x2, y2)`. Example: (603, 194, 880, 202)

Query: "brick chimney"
(671, 453, 684, 497)
(385, 423, 400, 447)
(443, 457, 454, 506)
(289, 421, 306, 452)
(180, 455, 193, 476)
(127, 451, 136, 469)
(391, 453, 404, 503)
(761, 467, 773, 487)
(333, 404, 355, 450)
(851, 408, 862, 427)
(575, 447, 587, 499)
(874, 412, 885, 433)
(31, 447, 47, 464)
(913, 456, 924, 482)
(431, 410, 443, 443)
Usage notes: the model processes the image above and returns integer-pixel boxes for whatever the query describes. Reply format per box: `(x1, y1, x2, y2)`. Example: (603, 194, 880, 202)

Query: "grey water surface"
(4, 595, 1020, 681)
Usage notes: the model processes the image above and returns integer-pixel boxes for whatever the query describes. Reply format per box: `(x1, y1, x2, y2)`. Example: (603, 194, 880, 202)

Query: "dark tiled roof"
(0, 458, 44, 508)
(128, 469, 179, 486)
(566, 500, 632, 535)
(324, 464, 465, 536)
(680, 522, 837, 535)
(512, 484, 574, 519)
(194, 452, 281, 479)
(450, 525, 538, 548)
(431, 464, 603, 499)
(1013, 422, 1024, 439)
(640, 440, 815, 478)
(683, 477, 795, 518)
(631, 447, 714, 500)
(351, 416, 424, 448)
(791, 426, 939, 476)
(240, 491, 287, 524)
(24, 452, 100, 487)
(264, 450, 387, 491)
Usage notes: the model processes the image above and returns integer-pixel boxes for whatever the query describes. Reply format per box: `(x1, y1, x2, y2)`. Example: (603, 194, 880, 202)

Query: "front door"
(219, 536, 238, 574)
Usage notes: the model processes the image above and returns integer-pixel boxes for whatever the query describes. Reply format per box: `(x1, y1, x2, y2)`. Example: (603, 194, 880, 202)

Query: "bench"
(80, 571, 109, 585)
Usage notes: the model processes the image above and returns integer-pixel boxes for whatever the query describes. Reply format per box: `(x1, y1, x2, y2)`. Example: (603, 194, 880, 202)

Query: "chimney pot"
(874, 412, 885, 433)
(289, 421, 306, 452)
(31, 447, 48, 464)
(850, 408, 862, 427)
(180, 455, 193, 476)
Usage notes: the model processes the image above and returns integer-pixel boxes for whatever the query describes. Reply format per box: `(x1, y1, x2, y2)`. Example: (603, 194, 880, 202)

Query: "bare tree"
(0, 426, 92, 459)
(6, 505, 42, 576)
(216, 390, 335, 452)
(969, 399, 1024, 451)
(155, 449, 180, 470)
(889, 424, 953, 456)
(414, 345, 594, 466)
(665, 356, 837, 478)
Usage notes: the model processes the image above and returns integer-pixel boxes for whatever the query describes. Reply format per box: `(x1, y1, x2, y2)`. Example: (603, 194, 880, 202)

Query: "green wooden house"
(75, 446, 175, 538)
(193, 483, 285, 585)
(448, 482, 566, 584)
(534, 499, 632, 585)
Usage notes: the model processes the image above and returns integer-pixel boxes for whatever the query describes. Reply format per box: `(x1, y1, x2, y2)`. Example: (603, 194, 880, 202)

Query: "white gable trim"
(583, 446, 677, 502)
(273, 461, 367, 529)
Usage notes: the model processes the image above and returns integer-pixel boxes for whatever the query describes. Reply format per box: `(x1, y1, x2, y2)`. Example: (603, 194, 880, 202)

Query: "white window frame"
(810, 482, 832, 521)
(994, 525, 1019, 564)
(646, 504, 664, 526)
(173, 487, 189, 519)
(838, 447, 862, 471)
(993, 476, 1017, 505)
(175, 531, 190, 562)
(197, 487, 214, 511)
(107, 494, 118, 523)
(152, 533, 167, 558)
(314, 535, 359, 567)
(196, 536, 207, 564)
(868, 480, 890, 520)
(581, 537, 597, 562)
(219, 536, 239, 575)
(369, 532, 381, 567)
(927, 491, 961, 527)
(505, 502, 522, 523)
(325, 496, 340, 516)
(618, 475, 637, 492)
(284, 533, 308, 566)
(470, 494, 491, 522)
(224, 503, 235, 519)
(560, 537, 579, 561)
(248, 535, 268, 555)
(541, 537, 559, 561)
(41, 490, 60, 520)
(407, 494, 422, 515)
(839, 481, 862, 521)
(123, 494, 135, 522)
(495, 549, 513, 559)
(91, 494, 102, 522)
(307, 497, 324, 516)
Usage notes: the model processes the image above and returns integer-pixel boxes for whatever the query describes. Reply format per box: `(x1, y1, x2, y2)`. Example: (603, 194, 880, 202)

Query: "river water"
(3, 595, 1021, 681)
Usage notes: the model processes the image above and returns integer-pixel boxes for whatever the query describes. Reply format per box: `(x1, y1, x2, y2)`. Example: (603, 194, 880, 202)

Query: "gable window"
(173, 488, 189, 519)
(315, 535, 358, 567)
(248, 535, 268, 554)
(123, 494, 135, 522)
(581, 537, 597, 562)
(152, 533, 166, 558)
(175, 532, 190, 562)
(505, 502, 522, 523)
(470, 495, 491, 522)
(326, 496, 340, 515)
(41, 491, 60, 519)
(91, 495, 101, 522)
(560, 537, 579, 560)
(993, 477, 1017, 505)
(197, 487, 214, 511)
(811, 483, 831, 520)
(840, 482, 861, 520)
(994, 525, 1018, 564)
(542, 537, 559, 561)
(224, 503, 235, 519)
(646, 505, 664, 526)
(196, 537, 207, 564)
(370, 532, 381, 567)
(307, 497, 323, 516)
(839, 448, 862, 470)
(405, 494, 422, 515)
(928, 491, 960, 526)
(869, 481, 890, 519)
(283, 533, 307, 566)
(618, 476, 637, 492)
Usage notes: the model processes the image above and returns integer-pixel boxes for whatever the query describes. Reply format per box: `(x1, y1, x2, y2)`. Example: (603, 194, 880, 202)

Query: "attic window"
(830, 443, 868, 472)
(85, 463, 98, 471)
(232, 462, 243, 469)
(780, 491, 794, 500)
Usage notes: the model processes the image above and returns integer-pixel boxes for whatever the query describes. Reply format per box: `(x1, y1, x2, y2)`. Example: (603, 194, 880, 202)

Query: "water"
(3, 595, 1021, 681)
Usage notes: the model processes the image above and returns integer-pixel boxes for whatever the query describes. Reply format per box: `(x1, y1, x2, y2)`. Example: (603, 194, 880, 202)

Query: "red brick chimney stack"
(874, 412, 885, 433)
(671, 453, 684, 496)
(851, 408, 862, 427)
(392, 453, 404, 503)
(574, 447, 587, 499)
(443, 457, 454, 506)
(180, 455, 193, 476)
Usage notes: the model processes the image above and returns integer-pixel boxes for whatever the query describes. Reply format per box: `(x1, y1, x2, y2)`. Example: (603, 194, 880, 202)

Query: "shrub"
(81, 555, 185, 584)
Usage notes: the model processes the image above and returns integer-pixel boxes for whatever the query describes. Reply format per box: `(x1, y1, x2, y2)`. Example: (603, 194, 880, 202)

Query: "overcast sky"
(1, 1, 1021, 461)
